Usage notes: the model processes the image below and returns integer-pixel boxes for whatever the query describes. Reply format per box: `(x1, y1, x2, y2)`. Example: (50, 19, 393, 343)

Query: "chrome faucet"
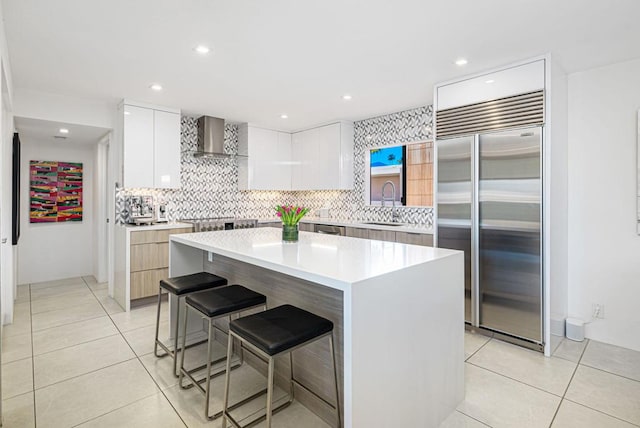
(381, 180, 400, 223)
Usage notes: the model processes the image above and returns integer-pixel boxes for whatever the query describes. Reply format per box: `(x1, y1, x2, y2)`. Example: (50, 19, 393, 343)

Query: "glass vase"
(282, 224, 299, 243)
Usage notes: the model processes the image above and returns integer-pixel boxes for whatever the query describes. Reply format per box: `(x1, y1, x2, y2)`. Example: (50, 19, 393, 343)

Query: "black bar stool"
(154, 272, 228, 376)
(179, 285, 267, 420)
(222, 304, 341, 428)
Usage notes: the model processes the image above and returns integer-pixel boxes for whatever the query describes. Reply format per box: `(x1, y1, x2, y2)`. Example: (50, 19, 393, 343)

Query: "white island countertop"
(169, 226, 464, 427)
(170, 227, 457, 291)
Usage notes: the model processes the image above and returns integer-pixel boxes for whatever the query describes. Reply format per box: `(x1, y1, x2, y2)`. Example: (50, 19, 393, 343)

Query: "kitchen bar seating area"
(3, 3, 640, 427)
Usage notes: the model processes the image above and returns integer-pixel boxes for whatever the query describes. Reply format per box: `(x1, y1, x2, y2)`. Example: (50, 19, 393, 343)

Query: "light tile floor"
(2, 276, 640, 427)
(2, 276, 327, 427)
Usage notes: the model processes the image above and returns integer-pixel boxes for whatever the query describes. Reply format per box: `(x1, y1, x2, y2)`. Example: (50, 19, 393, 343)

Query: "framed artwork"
(30, 160, 83, 223)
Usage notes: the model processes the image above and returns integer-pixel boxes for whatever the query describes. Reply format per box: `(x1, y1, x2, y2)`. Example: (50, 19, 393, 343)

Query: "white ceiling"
(3, 0, 640, 131)
(14, 117, 110, 145)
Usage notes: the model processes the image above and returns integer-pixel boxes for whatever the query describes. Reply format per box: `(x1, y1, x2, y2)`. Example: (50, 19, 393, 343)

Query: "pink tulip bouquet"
(275, 205, 310, 226)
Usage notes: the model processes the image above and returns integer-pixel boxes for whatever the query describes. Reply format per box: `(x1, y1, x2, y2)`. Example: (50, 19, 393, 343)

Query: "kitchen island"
(169, 227, 464, 428)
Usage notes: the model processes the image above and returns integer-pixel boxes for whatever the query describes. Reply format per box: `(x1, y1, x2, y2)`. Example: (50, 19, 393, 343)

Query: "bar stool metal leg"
(204, 319, 215, 420)
(153, 285, 165, 358)
(222, 332, 234, 428)
(329, 333, 341, 428)
(265, 357, 275, 428)
(172, 296, 182, 377)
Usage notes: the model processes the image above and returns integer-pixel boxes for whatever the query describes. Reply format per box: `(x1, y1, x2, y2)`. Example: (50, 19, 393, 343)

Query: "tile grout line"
(28, 283, 37, 428)
(31, 313, 108, 335)
(32, 332, 123, 359)
(464, 331, 494, 362)
(547, 338, 592, 427)
(453, 410, 492, 428)
(560, 340, 640, 427)
(578, 362, 640, 385)
(457, 332, 497, 426)
(465, 360, 566, 398)
(83, 277, 189, 428)
(561, 397, 640, 427)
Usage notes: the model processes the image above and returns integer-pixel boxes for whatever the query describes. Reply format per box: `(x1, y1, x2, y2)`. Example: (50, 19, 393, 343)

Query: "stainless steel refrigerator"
(436, 127, 543, 349)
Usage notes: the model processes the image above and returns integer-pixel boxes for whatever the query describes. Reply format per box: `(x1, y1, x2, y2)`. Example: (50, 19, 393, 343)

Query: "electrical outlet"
(592, 303, 605, 319)
(207, 252, 213, 262)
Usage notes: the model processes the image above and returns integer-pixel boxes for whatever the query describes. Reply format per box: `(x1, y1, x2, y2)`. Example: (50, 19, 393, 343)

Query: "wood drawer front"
(130, 243, 168, 271)
(130, 268, 167, 299)
(299, 223, 314, 232)
(130, 227, 193, 245)
(368, 229, 396, 242)
(345, 227, 369, 239)
(395, 231, 433, 246)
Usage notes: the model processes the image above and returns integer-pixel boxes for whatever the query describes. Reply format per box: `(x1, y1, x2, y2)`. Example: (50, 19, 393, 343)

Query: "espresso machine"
(125, 195, 155, 225)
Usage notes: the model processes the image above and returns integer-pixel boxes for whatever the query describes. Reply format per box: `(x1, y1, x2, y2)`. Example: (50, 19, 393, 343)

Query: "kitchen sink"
(362, 222, 405, 227)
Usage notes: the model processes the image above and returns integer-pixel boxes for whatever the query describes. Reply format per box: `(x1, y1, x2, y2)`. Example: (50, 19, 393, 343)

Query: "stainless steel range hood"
(195, 116, 229, 157)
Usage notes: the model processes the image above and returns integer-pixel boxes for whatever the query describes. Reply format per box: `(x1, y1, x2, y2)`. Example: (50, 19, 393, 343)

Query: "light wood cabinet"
(130, 243, 168, 271)
(129, 226, 192, 300)
(299, 223, 314, 232)
(368, 229, 397, 242)
(130, 268, 168, 300)
(395, 231, 433, 246)
(130, 227, 192, 245)
(346, 227, 369, 239)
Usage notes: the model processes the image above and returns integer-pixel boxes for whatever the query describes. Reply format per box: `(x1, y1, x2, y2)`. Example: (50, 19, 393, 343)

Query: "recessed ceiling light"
(59, 128, 69, 134)
(194, 45, 210, 54)
(342, 94, 352, 101)
(485, 79, 495, 84)
(150, 83, 163, 91)
(124, 111, 131, 115)
(280, 114, 288, 119)
(455, 58, 468, 66)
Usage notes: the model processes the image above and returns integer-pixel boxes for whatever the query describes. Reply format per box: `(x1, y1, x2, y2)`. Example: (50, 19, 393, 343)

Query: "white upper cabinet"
(436, 59, 545, 110)
(120, 101, 181, 189)
(292, 122, 353, 190)
(238, 125, 292, 190)
(153, 110, 181, 188)
(239, 121, 353, 191)
(123, 105, 154, 188)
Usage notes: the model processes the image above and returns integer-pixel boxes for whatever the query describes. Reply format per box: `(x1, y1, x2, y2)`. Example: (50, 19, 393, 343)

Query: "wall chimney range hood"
(195, 116, 229, 158)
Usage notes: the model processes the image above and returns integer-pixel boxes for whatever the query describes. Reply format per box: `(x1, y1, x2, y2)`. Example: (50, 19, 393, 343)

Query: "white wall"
(12, 88, 113, 130)
(93, 137, 109, 283)
(18, 139, 94, 284)
(549, 58, 569, 337)
(0, 0, 16, 325)
(567, 57, 640, 352)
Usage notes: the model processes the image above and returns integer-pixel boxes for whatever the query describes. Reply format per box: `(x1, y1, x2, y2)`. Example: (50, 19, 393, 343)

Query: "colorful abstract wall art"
(30, 160, 83, 223)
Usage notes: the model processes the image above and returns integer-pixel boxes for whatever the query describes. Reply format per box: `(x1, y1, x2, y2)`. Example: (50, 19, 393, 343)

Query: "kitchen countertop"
(170, 227, 453, 291)
(121, 222, 193, 231)
(257, 216, 433, 234)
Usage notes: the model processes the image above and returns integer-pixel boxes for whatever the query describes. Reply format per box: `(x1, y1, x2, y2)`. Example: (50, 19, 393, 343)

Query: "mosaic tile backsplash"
(116, 106, 434, 226)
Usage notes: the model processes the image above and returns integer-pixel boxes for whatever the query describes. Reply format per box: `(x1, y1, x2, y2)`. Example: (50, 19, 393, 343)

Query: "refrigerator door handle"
(472, 135, 480, 327)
